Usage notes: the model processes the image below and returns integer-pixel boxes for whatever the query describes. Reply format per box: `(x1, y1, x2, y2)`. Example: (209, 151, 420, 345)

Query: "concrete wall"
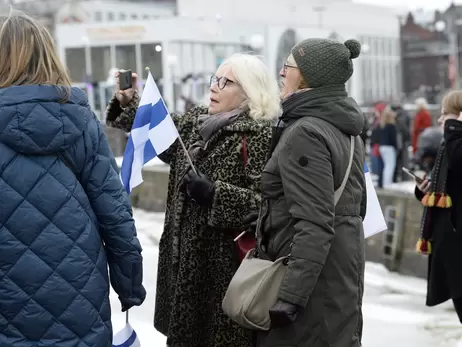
(365, 189, 428, 279)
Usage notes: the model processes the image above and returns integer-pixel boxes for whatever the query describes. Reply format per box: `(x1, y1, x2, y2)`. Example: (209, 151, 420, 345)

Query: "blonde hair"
(442, 90, 462, 116)
(0, 10, 71, 91)
(220, 54, 281, 120)
(415, 97, 428, 110)
(380, 105, 396, 127)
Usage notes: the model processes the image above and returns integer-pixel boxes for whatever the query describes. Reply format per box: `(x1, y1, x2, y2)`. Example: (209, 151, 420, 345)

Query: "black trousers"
(453, 297, 462, 323)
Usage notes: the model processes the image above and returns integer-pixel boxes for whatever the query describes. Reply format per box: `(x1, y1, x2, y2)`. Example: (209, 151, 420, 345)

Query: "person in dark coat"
(105, 54, 282, 347)
(0, 12, 146, 347)
(255, 38, 366, 347)
(391, 104, 411, 181)
(414, 126, 443, 173)
(415, 90, 462, 322)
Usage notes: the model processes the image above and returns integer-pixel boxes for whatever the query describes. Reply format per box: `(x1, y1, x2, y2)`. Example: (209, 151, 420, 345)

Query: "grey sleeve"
(277, 126, 335, 307)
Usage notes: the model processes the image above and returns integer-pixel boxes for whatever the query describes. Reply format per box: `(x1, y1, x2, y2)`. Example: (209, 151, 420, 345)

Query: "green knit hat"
(291, 38, 361, 88)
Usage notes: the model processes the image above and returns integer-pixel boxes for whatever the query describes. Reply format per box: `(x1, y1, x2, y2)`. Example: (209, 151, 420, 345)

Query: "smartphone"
(119, 69, 132, 91)
(402, 167, 424, 184)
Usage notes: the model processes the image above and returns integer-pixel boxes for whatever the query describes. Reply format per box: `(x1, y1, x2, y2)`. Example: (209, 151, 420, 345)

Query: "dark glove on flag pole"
(183, 169, 215, 206)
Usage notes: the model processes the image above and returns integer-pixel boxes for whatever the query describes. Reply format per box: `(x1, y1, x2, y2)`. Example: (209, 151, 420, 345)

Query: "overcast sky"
(354, 0, 460, 11)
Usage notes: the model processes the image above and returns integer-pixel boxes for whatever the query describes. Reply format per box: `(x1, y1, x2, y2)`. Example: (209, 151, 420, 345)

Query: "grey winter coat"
(256, 85, 367, 347)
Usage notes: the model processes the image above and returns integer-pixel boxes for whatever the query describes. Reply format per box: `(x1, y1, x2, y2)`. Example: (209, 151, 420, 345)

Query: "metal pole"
(450, 18, 460, 89)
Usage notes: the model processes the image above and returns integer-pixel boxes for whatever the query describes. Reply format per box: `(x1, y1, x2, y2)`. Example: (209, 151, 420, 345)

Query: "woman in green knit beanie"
(254, 38, 367, 347)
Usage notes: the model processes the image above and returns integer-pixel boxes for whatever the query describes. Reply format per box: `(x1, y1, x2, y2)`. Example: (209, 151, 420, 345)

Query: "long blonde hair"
(0, 10, 71, 90)
(380, 105, 396, 128)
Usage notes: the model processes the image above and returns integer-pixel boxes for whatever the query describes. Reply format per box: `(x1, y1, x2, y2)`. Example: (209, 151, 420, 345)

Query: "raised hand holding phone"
(115, 69, 138, 107)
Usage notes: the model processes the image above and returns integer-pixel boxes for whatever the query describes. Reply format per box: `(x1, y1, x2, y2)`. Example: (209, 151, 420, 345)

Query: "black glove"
(269, 299, 299, 328)
(183, 169, 215, 206)
(241, 211, 259, 228)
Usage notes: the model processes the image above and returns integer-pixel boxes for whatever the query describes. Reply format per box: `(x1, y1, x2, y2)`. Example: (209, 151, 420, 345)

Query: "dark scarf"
(268, 84, 349, 157)
(417, 142, 452, 255)
(280, 84, 348, 121)
(188, 108, 245, 161)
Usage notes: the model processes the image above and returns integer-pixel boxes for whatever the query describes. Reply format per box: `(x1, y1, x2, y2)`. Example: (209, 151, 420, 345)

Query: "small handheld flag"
(120, 72, 179, 194)
(112, 323, 140, 347)
(363, 162, 387, 238)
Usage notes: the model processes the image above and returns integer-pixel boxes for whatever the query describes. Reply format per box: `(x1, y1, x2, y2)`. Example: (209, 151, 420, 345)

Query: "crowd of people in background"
(366, 97, 436, 188)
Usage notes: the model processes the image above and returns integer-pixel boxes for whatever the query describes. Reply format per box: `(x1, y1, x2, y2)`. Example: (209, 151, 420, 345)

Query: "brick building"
(401, 4, 462, 104)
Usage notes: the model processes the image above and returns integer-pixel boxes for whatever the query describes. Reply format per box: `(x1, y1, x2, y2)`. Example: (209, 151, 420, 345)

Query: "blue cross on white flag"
(363, 162, 387, 238)
(120, 72, 179, 194)
(112, 323, 140, 347)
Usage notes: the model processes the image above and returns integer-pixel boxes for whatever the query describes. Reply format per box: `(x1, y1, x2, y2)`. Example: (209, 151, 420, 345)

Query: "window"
(107, 12, 114, 21)
(90, 46, 111, 82)
(119, 13, 126, 20)
(116, 45, 137, 72)
(65, 48, 86, 82)
(141, 43, 163, 79)
(94, 11, 102, 22)
(131, 14, 138, 20)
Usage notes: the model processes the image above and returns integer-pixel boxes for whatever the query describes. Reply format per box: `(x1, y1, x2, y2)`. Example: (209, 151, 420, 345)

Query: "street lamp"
(435, 18, 462, 89)
(435, 20, 447, 94)
(435, 20, 446, 32)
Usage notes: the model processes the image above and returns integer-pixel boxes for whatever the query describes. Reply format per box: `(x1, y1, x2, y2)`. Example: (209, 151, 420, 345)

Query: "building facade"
(400, 4, 462, 104)
(54, 0, 402, 117)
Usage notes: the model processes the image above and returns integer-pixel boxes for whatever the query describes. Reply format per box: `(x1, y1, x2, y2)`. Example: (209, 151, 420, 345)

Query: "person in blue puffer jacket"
(0, 11, 146, 347)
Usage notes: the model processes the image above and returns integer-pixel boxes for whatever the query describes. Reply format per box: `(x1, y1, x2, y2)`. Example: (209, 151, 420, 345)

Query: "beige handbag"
(222, 135, 355, 331)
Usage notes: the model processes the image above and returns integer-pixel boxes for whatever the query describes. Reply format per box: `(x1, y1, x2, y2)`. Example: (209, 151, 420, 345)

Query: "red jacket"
(412, 109, 432, 153)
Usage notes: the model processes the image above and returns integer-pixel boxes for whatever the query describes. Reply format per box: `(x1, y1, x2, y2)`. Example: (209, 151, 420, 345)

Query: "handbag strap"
(333, 135, 355, 206)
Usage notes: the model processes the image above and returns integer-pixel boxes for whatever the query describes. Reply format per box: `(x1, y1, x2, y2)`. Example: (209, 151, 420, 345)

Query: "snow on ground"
(115, 156, 167, 168)
(110, 209, 462, 346)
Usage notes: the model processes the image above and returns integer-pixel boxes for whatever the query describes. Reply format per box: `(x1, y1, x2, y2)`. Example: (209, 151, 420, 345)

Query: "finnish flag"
(363, 162, 387, 238)
(120, 72, 179, 194)
(112, 323, 140, 347)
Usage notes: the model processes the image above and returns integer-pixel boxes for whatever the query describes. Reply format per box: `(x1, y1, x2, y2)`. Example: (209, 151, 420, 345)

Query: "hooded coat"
(0, 85, 145, 347)
(256, 85, 367, 347)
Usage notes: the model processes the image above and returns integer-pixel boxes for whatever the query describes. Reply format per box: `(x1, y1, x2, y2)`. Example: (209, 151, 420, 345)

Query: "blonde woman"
(415, 91, 462, 323)
(379, 106, 398, 187)
(106, 54, 281, 346)
(0, 11, 146, 347)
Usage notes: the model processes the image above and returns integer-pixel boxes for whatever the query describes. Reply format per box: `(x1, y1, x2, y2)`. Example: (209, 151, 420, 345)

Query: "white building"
(54, 0, 402, 117)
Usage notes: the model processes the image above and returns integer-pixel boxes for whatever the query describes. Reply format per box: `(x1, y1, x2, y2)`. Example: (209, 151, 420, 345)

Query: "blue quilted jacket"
(0, 85, 146, 347)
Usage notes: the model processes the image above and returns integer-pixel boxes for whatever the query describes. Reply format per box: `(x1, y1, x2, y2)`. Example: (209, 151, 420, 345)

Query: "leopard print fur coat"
(106, 94, 273, 347)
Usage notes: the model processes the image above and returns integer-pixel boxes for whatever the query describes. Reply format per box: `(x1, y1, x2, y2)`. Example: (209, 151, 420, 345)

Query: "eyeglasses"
(210, 75, 235, 89)
(283, 62, 298, 73)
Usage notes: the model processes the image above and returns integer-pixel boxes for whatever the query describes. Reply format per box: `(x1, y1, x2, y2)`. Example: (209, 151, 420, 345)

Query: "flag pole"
(145, 66, 197, 174)
(126, 310, 129, 324)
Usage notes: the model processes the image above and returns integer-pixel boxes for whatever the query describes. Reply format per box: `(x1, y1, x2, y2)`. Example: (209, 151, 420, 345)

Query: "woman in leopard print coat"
(106, 54, 281, 347)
